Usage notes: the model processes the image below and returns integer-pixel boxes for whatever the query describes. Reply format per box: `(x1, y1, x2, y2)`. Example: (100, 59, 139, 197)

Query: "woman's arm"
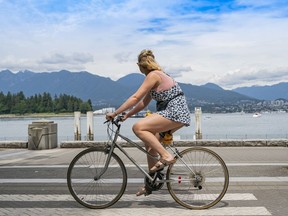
(124, 93, 152, 118)
(106, 72, 160, 119)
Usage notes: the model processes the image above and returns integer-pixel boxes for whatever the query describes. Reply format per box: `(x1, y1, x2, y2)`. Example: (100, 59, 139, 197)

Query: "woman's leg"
(144, 144, 158, 170)
(134, 114, 184, 196)
(132, 113, 184, 164)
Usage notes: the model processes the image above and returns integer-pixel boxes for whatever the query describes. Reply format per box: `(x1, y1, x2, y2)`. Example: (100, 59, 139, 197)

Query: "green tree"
(0, 91, 93, 115)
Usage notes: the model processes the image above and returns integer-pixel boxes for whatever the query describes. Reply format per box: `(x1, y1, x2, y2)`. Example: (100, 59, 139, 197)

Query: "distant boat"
(131, 110, 152, 118)
(253, 112, 262, 118)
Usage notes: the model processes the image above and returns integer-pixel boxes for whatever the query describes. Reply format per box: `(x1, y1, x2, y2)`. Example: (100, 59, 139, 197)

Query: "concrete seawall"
(59, 139, 288, 148)
(1, 139, 287, 149)
(0, 141, 28, 148)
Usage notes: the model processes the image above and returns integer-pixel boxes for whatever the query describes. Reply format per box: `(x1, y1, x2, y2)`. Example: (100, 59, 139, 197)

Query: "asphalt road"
(0, 147, 287, 216)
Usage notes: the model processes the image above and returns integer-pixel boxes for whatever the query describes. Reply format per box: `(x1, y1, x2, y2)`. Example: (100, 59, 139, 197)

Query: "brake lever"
(104, 114, 124, 125)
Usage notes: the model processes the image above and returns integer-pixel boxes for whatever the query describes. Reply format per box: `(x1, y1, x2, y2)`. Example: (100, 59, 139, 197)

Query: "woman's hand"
(105, 112, 117, 120)
(120, 114, 129, 121)
(106, 112, 129, 122)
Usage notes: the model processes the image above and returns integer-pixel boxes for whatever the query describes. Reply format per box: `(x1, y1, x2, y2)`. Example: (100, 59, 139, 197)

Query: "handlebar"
(104, 115, 123, 128)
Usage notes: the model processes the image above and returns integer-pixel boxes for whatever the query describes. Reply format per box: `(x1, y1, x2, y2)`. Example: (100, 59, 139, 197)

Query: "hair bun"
(138, 49, 155, 62)
(145, 50, 154, 58)
(137, 49, 161, 71)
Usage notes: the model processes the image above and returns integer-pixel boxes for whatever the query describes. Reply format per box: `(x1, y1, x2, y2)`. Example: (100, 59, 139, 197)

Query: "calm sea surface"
(0, 113, 287, 142)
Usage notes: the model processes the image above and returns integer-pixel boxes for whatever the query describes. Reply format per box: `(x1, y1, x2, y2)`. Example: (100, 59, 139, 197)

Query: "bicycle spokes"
(67, 148, 127, 209)
(166, 147, 229, 210)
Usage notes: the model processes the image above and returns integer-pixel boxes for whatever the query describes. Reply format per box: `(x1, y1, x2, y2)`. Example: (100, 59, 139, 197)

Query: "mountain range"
(1, 70, 287, 110)
(233, 83, 288, 100)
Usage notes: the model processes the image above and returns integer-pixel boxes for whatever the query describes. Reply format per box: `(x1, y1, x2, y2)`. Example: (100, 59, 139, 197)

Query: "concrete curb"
(0, 141, 28, 148)
(1, 139, 287, 149)
(59, 139, 288, 148)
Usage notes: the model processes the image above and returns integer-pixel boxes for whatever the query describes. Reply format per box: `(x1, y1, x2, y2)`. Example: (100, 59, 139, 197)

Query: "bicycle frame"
(98, 117, 197, 182)
(97, 119, 159, 182)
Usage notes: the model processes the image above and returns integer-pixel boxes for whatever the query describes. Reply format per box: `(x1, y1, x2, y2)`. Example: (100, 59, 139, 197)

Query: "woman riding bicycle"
(106, 49, 191, 196)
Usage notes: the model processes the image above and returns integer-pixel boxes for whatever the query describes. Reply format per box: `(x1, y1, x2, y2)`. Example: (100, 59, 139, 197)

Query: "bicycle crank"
(145, 171, 165, 191)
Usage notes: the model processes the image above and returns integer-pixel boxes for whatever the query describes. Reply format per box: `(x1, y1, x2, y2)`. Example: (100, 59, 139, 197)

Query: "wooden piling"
(87, 111, 94, 141)
(195, 107, 202, 139)
(74, 111, 81, 140)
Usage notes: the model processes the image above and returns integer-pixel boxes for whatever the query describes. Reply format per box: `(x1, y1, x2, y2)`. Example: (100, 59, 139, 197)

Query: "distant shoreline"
(0, 113, 74, 119)
(0, 111, 287, 119)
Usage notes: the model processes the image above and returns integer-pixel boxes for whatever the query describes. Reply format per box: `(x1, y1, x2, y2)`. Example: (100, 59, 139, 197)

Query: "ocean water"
(0, 112, 287, 142)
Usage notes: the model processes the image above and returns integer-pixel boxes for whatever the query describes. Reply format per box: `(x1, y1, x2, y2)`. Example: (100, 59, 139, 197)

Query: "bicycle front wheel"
(67, 147, 127, 209)
(167, 147, 229, 209)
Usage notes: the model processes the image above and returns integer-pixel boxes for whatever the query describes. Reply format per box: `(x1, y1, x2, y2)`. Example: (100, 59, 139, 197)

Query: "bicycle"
(67, 115, 229, 209)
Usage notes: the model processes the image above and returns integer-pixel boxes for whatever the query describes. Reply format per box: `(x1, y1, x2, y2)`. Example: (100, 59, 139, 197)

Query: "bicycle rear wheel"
(167, 147, 229, 209)
(67, 147, 127, 209)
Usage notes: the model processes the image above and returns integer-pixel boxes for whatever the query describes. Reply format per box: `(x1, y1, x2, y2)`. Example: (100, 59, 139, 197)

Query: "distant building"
(93, 107, 115, 115)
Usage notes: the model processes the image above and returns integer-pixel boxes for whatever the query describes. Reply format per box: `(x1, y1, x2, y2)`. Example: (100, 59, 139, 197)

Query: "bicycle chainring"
(145, 171, 165, 191)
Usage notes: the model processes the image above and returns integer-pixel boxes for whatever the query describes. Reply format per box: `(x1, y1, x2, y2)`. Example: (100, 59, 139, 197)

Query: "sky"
(1, 0, 288, 89)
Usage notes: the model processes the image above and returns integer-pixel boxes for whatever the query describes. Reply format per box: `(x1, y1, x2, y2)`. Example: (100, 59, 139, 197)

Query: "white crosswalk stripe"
(0, 193, 257, 202)
(0, 176, 288, 184)
(0, 193, 271, 216)
(0, 207, 271, 216)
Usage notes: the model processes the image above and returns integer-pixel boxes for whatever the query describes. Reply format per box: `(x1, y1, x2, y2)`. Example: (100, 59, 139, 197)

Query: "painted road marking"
(1, 162, 288, 168)
(0, 193, 272, 215)
(0, 207, 271, 215)
(0, 193, 257, 202)
(0, 176, 288, 184)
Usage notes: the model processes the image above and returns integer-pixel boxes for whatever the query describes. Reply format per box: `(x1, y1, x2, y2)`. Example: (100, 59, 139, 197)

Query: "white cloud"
(39, 52, 94, 65)
(114, 52, 134, 63)
(162, 65, 193, 79)
(0, 52, 94, 72)
(216, 67, 288, 89)
(0, 0, 288, 88)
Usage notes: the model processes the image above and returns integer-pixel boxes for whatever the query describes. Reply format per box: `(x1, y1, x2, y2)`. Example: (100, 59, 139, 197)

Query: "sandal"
(136, 187, 152, 196)
(149, 158, 176, 173)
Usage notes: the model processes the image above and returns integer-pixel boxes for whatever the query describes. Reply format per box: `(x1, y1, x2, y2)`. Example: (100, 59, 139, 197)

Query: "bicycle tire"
(67, 147, 127, 209)
(166, 147, 229, 210)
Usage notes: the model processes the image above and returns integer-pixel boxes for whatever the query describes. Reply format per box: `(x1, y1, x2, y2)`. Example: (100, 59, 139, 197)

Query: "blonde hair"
(137, 49, 161, 72)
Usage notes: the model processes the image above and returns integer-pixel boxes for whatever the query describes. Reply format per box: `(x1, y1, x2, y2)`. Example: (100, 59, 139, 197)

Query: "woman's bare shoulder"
(143, 71, 162, 87)
(146, 70, 162, 79)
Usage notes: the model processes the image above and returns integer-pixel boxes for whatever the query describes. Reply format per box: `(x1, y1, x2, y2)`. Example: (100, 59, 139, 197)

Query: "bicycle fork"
(92, 146, 115, 181)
